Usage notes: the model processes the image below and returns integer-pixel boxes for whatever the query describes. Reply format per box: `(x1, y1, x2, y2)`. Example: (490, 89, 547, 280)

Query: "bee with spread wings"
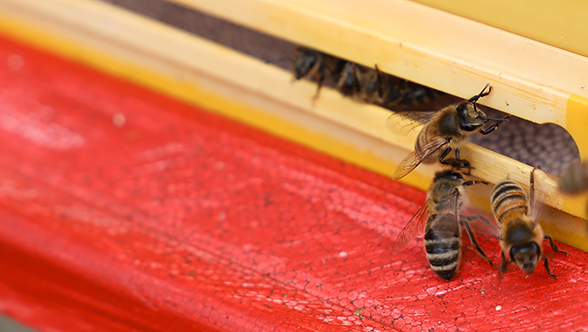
(387, 84, 509, 180)
(392, 170, 495, 280)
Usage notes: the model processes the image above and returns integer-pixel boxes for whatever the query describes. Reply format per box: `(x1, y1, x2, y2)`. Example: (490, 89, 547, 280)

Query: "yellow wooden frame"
(412, 0, 588, 59)
(0, 0, 586, 249)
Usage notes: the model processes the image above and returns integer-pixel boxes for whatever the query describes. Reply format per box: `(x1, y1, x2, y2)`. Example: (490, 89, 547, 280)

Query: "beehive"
(1, 0, 588, 331)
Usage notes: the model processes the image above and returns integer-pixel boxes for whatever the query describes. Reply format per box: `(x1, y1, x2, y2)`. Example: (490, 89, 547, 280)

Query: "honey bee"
(389, 84, 510, 180)
(381, 79, 440, 109)
(491, 167, 568, 278)
(355, 65, 387, 104)
(336, 63, 439, 109)
(293, 47, 343, 99)
(558, 160, 588, 195)
(335, 63, 383, 102)
(335, 62, 360, 97)
(392, 170, 495, 280)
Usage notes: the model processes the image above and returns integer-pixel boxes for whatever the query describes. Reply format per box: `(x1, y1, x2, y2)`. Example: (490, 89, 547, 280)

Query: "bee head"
(456, 102, 488, 131)
(510, 242, 541, 274)
(294, 49, 318, 79)
(434, 170, 464, 183)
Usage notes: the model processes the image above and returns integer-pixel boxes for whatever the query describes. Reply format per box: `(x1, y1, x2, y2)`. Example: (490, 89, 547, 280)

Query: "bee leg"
(544, 235, 569, 256)
(452, 160, 474, 175)
(438, 147, 452, 164)
(312, 71, 325, 102)
(479, 115, 510, 135)
(454, 148, 472, 168)
(499, 251, 509, 275)
(462, 180, 489, 187)
(461, 218, 496, 268)
(542, 255, 558, 279)
(443, 148, 474, 174)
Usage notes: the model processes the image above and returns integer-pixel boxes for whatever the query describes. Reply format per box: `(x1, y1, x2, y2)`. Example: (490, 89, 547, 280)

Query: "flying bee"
(293, 47, 343, 100)
(491, 167, 568, 278)
(558, 160, 588, 222)
(388, 84, 510, 180)
(558, 160, 588, 195)
(392, 170, 495, 281)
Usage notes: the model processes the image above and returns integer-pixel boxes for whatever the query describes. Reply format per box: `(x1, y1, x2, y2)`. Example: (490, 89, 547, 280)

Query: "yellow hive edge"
(412, 0, 588, 59)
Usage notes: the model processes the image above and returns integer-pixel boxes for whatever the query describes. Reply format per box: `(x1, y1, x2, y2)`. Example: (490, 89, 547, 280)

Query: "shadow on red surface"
(0, 34, 586, 332)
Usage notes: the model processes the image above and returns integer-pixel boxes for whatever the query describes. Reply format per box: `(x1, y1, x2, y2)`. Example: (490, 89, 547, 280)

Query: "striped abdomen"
(491, 180, 529, 226)
(424, 212, 462, 281)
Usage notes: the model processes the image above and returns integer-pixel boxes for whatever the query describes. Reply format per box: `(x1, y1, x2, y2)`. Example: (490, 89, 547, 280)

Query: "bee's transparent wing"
(459, 189, 501, 238)
(385, 111, 435, 136)
(460, 212, 501, 239)
(392, 202, 429, 254)
(529, 166, 546, 229)
(392, 138, 449, 180)
(424, 189, 460, 234)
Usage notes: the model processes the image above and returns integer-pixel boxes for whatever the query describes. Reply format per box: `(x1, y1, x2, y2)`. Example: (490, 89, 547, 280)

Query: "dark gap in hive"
(96, 0, 580, 176)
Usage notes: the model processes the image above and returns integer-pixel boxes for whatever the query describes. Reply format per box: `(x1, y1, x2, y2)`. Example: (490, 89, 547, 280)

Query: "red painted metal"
(0, 33, 587, 332)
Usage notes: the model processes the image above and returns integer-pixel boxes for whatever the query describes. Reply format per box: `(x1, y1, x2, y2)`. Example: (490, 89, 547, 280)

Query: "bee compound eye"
(456, 103, 470, 117)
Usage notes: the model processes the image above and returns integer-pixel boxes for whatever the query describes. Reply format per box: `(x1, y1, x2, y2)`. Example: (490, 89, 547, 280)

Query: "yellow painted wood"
(412, 0, 588, 59)
(0, 0, 585, 250)
(567, 95, 588, 159)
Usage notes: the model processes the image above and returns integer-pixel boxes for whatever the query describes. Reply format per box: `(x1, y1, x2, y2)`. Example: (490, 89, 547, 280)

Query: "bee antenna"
(487, 116, 510, 122)
(467, 84, 492, 103)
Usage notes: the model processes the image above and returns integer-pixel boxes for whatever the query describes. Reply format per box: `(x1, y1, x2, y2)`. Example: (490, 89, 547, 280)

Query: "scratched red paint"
(0, 33, 587, 332)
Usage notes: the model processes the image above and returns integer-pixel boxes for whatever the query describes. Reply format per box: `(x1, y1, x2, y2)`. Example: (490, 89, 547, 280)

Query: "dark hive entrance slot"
(98, 0, 581, 176)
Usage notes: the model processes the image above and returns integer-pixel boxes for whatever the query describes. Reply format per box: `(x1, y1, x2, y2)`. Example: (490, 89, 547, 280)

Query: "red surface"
(0, 33, 587, 332)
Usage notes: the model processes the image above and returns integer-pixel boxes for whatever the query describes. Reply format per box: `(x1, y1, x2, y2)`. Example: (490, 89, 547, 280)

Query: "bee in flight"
(491, 167, 568, 278)
(558, 160, 588, 195)
(392, 170, 495, 280)
(558, 160, 588, 224)
(388, 84, 509, 180)
(293, 47, 343, 100)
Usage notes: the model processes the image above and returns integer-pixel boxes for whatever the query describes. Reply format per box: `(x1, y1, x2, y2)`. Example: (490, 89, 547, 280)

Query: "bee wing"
(459, 192, 501, 238)
(392, 202, 429, 254)
(385, 111, 435, 136)
(529, 166, 546, 229)
(392, 138, 449, 180)
(460, 213, 501, 238)
(424, 189, 460, 234)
